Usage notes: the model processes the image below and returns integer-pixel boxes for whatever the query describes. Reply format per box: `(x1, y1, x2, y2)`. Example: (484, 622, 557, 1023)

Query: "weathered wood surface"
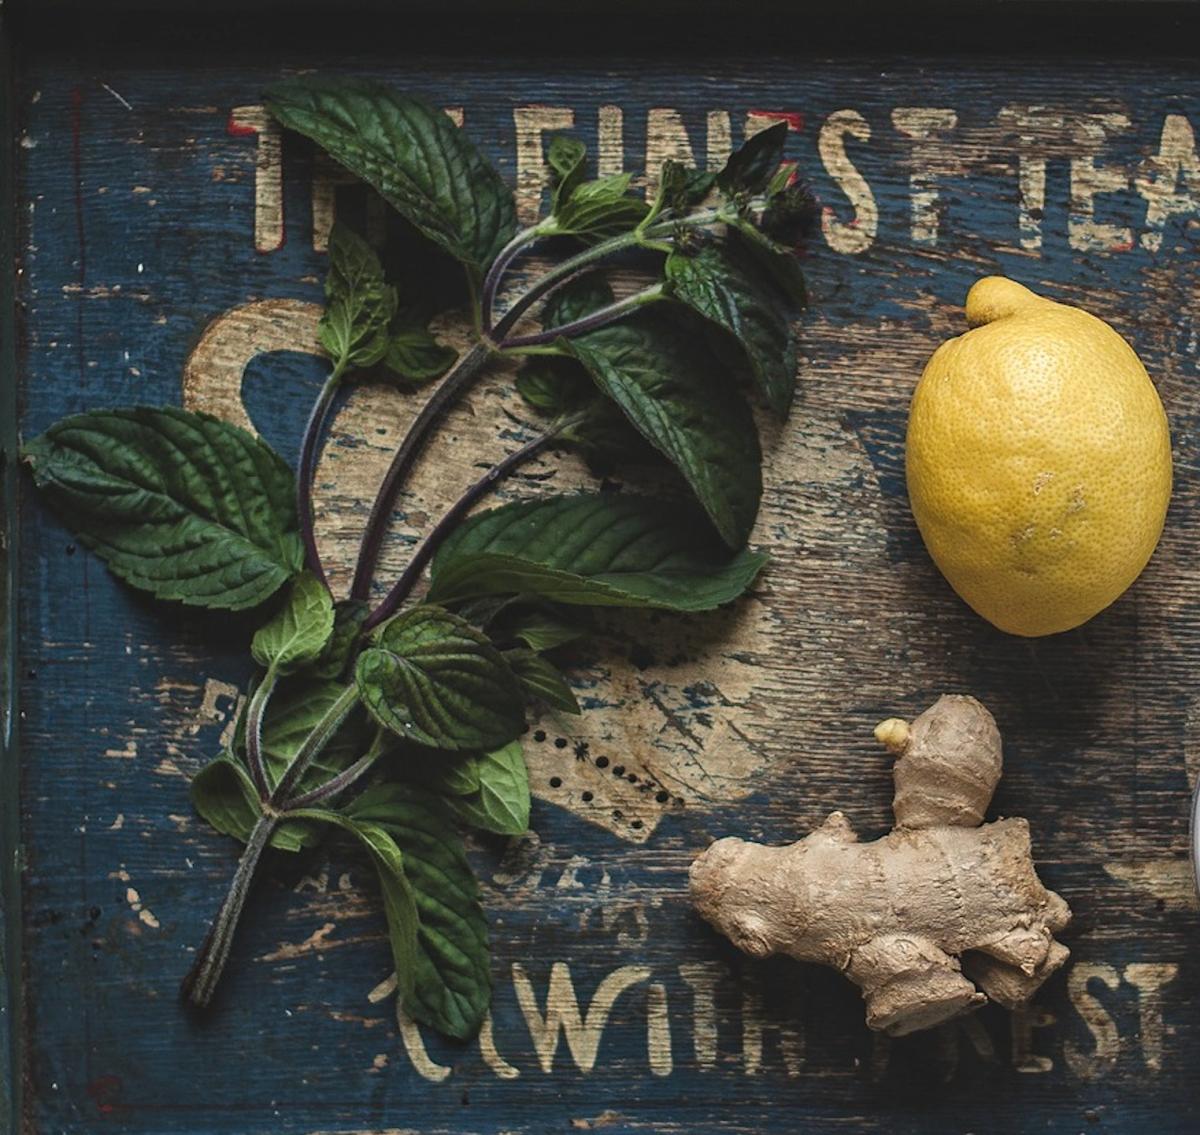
(9, 43, 1200, 1134)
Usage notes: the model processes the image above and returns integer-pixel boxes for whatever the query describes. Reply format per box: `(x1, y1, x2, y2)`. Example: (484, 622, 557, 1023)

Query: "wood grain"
(9, 45, 1200, 1135)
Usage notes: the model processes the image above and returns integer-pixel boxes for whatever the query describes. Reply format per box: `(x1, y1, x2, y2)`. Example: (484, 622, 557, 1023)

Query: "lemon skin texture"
(905, 276, 1172, 637)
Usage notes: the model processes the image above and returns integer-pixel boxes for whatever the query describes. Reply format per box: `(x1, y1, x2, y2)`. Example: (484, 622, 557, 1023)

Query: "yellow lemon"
(906, 276, 1172, 637)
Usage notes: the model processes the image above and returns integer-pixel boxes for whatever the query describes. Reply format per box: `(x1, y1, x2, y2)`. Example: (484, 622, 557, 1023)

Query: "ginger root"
(689, 695, 1070, 1036)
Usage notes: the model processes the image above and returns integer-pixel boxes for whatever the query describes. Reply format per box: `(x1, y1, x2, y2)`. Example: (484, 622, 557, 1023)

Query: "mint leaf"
(356, 605, 525, 751)
(547, 134, 587, 213)
(251, 572, 335, 674)
(666, 241, 797, 417)
(190, 755, 320, 852)
(398, 744, 530, 835)
(515, 360, 585, 416)
(544, 138, 648, 237)
(266, 78, 516, 273)
(393, 745, 484, 798)
(452, 594, 521, 631)
(718, 121, 789, 195)
(505, 649, 580, 715)
(544, 273, 614, 325)
(549, 174, 649, 239)
(191, 755, 260, 840)
(560, 395, 668, 467)
(320, 222, 455, 385)
(383, 326, 457, 386)
(309, 598, 369, 681)
(298, 811, 421, 1004)
(429, 494, 766, 611)
(345, 783, 490, 1038)
(564, 312, 763, 546)
(22, 406, 302, 610)
(352, 820, 424, 1003)
(444, 742, 530, 835)
(438, 758, 483, 796)
(498, 607, 585, 652)
(260, 677, 370, 788)
(659, 159, 716, 212)
(319, 222, 397, 368)
(352, 821, 421, 1006)
(730, 223, 808, 309)
(522, 280, 707, 466)
(516, 276, 616, 416)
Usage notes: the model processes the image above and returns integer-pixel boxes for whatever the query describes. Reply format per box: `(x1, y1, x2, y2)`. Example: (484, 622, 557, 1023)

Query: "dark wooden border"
(0, 1, 23, 1130)
(7, 2, 1200, 57)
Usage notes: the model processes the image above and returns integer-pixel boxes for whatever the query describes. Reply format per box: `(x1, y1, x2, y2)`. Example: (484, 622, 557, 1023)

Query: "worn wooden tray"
(4, 6, 1200, 1132)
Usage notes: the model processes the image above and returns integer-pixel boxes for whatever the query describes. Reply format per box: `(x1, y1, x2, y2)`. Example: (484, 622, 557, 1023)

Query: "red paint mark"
(226, 111, 287, 254)
(747, 110, 805, 132)
(1110, 238, 1135, 253)
(226, 112, 257, 137)
(86, 1074, 124, 1115)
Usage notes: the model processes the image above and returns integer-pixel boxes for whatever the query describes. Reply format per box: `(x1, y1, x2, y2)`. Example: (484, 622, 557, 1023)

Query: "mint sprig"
(20, 77, 817, 1040)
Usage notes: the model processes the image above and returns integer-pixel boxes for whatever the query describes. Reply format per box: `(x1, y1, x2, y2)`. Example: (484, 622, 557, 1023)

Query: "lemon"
(906, 276, 1172, 637)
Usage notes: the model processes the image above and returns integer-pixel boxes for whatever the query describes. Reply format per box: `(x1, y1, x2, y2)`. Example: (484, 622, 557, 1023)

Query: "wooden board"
(6, 28, 1200, 1134)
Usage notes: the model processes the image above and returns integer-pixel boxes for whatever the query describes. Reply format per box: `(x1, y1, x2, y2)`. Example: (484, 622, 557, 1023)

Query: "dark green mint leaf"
(563, 312, 762, 546)
(190, 755, 260, 841)
(382, 326, 457, 386)
(356, 605, 525, 751)
(190, 755, 319, 852)
(429, 494, 767, 611)
(266, 78, 516, 273)
(260, 677, 370, 789)
(345, 783, 490, 1038)
(547, 134, 587, 214)
(355, 821, 421, 1007)
(559, 397, 658, 465)
(452, 594, 521, 631)
(308, 599, 369, 681)
(505, 649, 580, 715)
(319, 222, 397, 367)
(544, 273, 614, 326)
(515, 360, 586, 417)
(717, 120, 789, 195)
(497, 606, 586, 652)
(516, 275, 618, 417)
(251, 572, 335, 674)
(660, 160, 716, 212)
(524, 277, 713, 465)
(433, 754, 484, 796)
(390, 744, 483, 797)
(390, 743, 529, 835)
(549, 174, 649, 239)
(444, 742, 530, 835)
(666, 241, 797, 417)
(297, 810, 420, 1005)
(22, 406, 302, 610)
(730, 223, 808, 309)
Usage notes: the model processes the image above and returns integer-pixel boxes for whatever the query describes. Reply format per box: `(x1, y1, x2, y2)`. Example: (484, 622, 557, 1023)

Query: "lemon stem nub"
(964, 276, 1041, 328)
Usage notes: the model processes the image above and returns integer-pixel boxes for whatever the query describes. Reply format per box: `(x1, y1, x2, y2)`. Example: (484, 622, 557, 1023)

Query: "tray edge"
(1, 5, 24, 1133)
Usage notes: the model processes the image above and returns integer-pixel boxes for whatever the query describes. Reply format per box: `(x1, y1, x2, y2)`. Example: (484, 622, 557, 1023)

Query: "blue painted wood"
(9, 44, 1200, 1135)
